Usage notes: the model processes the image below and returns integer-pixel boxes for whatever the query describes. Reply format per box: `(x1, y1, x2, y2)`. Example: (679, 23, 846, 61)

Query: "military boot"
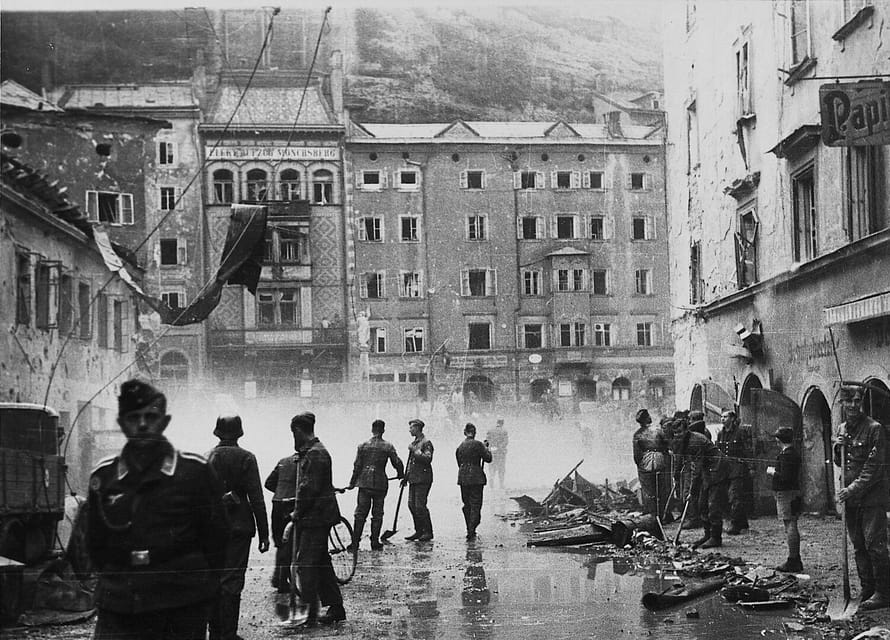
(349, 518, 365, 552)
(699, 523, 723, 549)
(774, 556, 803, 573)
(859, 592, 890, 611)
(691, 525, 711, 549)
(370, 521, 383, 550)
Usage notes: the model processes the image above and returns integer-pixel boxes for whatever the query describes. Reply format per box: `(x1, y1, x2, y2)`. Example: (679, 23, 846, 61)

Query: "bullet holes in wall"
(369, 152, 378, 161)
(402, 151, 410, 160)
(95, 143, 112, 157)
(643, 155, 651, 163)
(1, 130, 22, 148)
(578, 154, 586, 162)
(541, 153, 549, 161)
(452, 154, 460, 162)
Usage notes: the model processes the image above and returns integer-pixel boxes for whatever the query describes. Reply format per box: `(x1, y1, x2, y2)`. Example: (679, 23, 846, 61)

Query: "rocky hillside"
(1, 6, 663, 123)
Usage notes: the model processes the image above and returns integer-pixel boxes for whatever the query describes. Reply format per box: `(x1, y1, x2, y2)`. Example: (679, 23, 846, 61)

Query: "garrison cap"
(773, 426, 794, 443)
(635, 408, 651, 424)
(118, 378, 165, 415)
(409, 418, 425, 429)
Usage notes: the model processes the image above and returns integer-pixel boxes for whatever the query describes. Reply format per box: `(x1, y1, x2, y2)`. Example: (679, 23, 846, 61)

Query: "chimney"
(606, 111, 624, 138)
(329, 50, 344, 122)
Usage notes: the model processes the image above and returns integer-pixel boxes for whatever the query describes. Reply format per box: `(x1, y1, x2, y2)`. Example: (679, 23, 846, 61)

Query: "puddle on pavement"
(392, 545, 819, 640)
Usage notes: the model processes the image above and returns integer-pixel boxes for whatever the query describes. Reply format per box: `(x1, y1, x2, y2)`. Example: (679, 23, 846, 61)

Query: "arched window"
(212, 169, 234, 204)
(246, 168, 268, 202)
(279, 169, 301, 201)
(312, 169, 334, 205)
(611, 377, 631, 401)
(159, 351, 189, 382)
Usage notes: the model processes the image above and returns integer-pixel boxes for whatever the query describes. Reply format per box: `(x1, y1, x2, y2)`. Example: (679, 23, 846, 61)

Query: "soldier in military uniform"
(484, 417, 509, 490)
(264, 451, 298, 592)
(834, 385, 889, 611)
(206, 415, 270, 640)
(290, 412, 346, 626)
(716, 409, 753, 535)
(347, 419, 405, 550)
(632, 409, 672, 523)
(403, 418, 435, 541)
(671, 417, 729, 549)
(456, 423, 492, 539)
(86, 379, 229, 640)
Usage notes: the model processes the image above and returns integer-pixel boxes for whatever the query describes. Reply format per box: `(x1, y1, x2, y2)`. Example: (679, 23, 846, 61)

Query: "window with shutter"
(535, 171, 545, 189)
(178, 238, 188, 265)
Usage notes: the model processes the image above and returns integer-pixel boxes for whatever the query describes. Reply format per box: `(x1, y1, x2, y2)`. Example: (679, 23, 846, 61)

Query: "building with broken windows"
(347, 117, 673, 412)
(50, 82, 209, 390)
(0, 151, 141, 494)
(663, 1, 889, 515)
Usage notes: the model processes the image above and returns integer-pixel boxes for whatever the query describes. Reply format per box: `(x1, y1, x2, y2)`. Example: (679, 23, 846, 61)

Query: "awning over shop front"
(823, 290, 890, 326)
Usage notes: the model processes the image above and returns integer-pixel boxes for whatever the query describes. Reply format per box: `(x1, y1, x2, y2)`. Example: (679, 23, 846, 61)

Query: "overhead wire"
(51, 10, 281, 488)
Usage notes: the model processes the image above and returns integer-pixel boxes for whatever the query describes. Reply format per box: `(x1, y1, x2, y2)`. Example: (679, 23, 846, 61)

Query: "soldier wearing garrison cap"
(717, 409, 753, 536)
(86, 379, 229, 640)
(288, 411, 346, 626)
(206, 415, 269, 640)
(403, 418, 435, 541)
(833, 385, 889, 610)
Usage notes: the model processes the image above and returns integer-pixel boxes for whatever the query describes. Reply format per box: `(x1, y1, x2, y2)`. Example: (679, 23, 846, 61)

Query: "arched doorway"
(863, 378, 890, 426)
(739, 373, 763, 406)
(689, 384, 703, 413)
(529, 378, 551, 403)
(463, 375, 494, 407)
(611, 377, 631, 401)
(577, 377, 597, 401)
(801, 387, 834, 514)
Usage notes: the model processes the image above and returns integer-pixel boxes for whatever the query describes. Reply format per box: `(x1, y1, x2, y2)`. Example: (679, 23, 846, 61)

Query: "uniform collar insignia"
(161, 449, 179, 476)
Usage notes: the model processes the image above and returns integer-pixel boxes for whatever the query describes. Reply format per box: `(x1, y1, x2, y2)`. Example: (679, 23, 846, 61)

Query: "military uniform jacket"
(207, 442, 269, 540)
(265, 454, 299, 501)
(456, 438, 492, 485)
(294, 438, 341, 528)
(716, 422, 753, 478)
(86, 439, 229, 614)
(632, 424, 669, 471)
(485, 427, 509, 461)
(674, 431, 728, 486)
(834, 415, 889, 507)
(349, 435, 404, 491)
(406, 435, 434, 485)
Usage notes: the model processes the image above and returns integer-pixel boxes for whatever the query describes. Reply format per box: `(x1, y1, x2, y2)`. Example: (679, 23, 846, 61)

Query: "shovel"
(673, 488, 694, 546)
(826, 442, 859, 620)
(380, 479, 406, 542)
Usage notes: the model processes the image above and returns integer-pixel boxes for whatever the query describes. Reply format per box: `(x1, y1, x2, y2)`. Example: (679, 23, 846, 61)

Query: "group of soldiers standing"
(632, 384, 889, 611)
(632, 407, 752, 549)
(84, 378, 512, 639)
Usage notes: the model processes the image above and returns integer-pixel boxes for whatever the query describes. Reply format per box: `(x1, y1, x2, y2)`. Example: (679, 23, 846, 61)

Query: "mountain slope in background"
(1, 5, 663, 123)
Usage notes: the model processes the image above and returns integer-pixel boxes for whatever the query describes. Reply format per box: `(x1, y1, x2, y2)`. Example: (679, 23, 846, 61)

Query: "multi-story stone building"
(202, 62, 349, 399)
(663, 0, 889, 514)
(0, 150, 140, 493)
(51, 82, 208, 388)
(348, 117, 673, 414)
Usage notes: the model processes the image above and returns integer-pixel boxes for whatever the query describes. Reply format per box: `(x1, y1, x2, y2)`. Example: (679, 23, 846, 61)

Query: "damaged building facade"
(50, 82, 209, 391)
(348, 117, 674, 411)
(663, 1, 889, 514)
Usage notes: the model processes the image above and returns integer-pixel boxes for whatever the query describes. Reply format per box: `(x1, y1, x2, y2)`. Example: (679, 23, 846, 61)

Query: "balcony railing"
(209, 327, 348, 348)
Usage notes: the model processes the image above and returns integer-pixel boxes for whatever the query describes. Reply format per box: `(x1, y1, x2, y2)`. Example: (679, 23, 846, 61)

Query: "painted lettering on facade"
(788, 334, 833, 372)
(205, 147, 339, 161)
(450, 355, 509, 369)
(820, 81, 890, 147)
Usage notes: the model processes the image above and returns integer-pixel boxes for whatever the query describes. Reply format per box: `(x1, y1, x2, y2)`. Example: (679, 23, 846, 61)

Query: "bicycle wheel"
(329, 517, 357, 584)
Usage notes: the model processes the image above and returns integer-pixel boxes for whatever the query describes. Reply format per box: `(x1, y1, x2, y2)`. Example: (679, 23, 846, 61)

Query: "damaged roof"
(1, 151, 91, 237)
(0, 80, 63, 112)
